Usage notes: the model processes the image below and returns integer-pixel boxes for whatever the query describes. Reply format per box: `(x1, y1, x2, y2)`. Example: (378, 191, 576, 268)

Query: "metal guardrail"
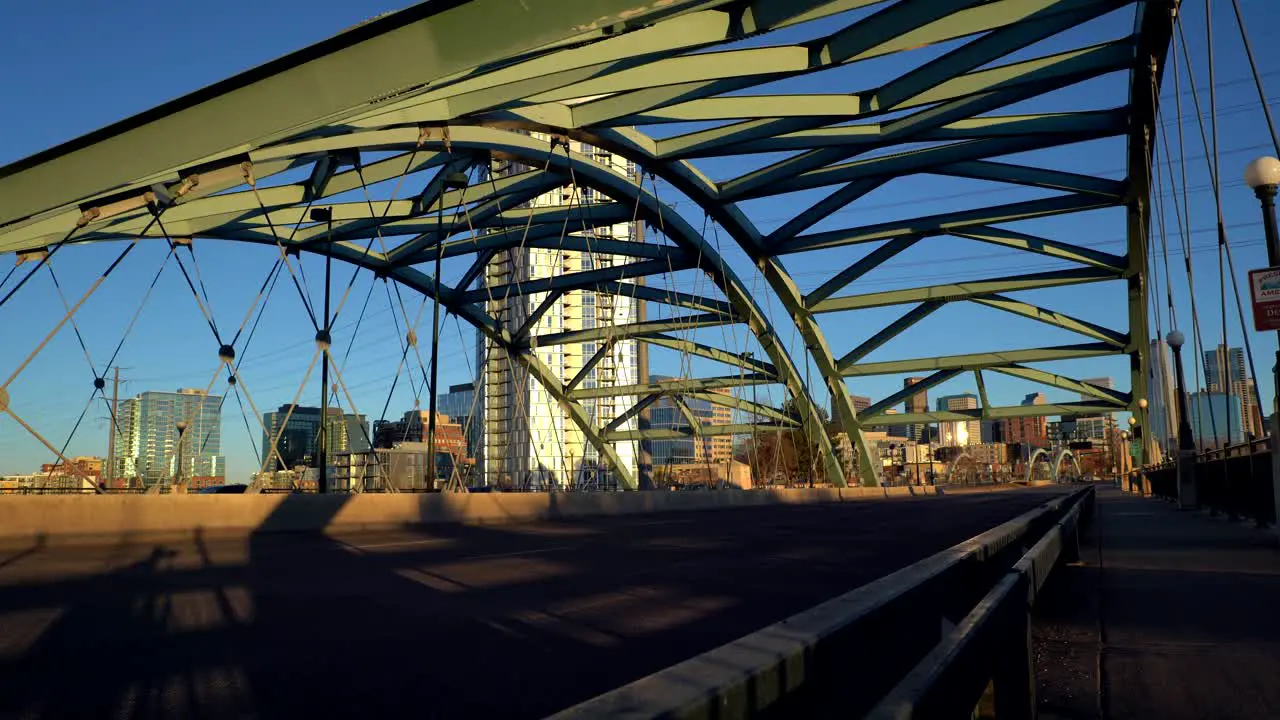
(550, 486, 1094, 719)
(1145, 446, 1275, 526)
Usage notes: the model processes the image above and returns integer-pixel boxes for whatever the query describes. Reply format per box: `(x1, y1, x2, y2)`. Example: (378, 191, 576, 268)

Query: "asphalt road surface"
(0, 488, 1068, 719)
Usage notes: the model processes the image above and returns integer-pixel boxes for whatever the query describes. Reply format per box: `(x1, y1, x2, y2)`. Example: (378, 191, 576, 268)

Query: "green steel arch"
(0, 0, 1179, 487)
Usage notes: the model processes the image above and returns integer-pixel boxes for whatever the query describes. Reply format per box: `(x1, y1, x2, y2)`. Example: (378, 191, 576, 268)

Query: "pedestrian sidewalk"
(1033, 485, 1280, 719)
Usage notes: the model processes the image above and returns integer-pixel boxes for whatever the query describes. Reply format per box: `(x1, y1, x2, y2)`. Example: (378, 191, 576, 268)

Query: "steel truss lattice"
(0, 0, 1178, 488)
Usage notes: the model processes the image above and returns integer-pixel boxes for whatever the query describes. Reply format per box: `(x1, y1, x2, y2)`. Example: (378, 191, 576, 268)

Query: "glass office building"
(1187, 391, 1244, 449)
(113, 388, 225, 486)
(261, 405, 370, 470)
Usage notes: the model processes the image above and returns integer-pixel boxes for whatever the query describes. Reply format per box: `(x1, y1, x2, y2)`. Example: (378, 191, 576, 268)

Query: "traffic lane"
(0, 488, 1069, 719)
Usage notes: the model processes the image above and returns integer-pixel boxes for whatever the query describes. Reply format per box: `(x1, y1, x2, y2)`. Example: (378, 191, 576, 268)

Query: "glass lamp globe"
(1245, 156, 1280, 189)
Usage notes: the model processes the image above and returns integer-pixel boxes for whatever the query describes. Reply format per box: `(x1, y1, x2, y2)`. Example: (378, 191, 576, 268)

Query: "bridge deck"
(1035, 486, 1280, 718)
(0, 489, 1066, 718)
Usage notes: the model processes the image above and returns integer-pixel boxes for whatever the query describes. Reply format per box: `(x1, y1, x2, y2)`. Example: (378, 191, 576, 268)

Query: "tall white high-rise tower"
(475, 135, 643, 488)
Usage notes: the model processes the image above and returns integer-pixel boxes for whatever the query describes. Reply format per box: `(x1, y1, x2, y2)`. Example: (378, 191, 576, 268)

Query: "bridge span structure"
(0, 0, 1175, 490)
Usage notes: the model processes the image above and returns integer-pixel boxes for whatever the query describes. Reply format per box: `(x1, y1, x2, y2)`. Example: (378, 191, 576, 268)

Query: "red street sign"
(1249, 266, 1280, 331)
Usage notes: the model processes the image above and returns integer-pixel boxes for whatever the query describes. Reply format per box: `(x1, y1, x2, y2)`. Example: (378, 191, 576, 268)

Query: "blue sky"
(1, 0, 1279, 479)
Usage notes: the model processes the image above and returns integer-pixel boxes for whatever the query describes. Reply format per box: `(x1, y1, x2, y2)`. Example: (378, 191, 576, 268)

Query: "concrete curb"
(0, 485, 936, 546)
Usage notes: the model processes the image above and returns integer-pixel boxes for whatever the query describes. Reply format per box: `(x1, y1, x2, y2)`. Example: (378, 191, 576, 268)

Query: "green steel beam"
(842, 342, 1120, 377)
(805, 236, 919, 306)
(861, 369, 964, 420)
(763, 178, 888, 246)
(640, 335, 778, 378)
(653, 37, 1133, 160)
(516, 289, 565, 340)
(532, 312, 733, 347)
(672, 396, 705, 435)
(567, 340, 616, 394)
(76, 152, 455, 244)
(382, 182, 560, 253)
(605, 422, 787, 442)
(988, 364, 1132, 405)
(969, 294, 1129, 346)
(306, 154, 340, 202)
(719, 0, 1126, 203)
(974, 369, 991, 417)
(605, 393, 660, 434)
(348, 9, 745, 125)
(592, 283, 734, 317)
(294, 171, 560, 247)
(0, 0, 711, 228)
(456, 257, 691, 305)
(835, 301, 946, 370)
(454, 249, 495, 294)
(891, 39, 1133, 114)
(811, 267, 1119, 314)
(570, 374, 774, 401)
(668, 110, 1128, 158)
(936, 161, 1127, 199)
(412, 155, 477, 217)
(862, 402, 1126, 425)
(684, 391, 800, 426)
(1126, 0, 1176, 464)
(427, 227, 682, 264)
(948, 225, 1127, 272)
(871, 0, 1126, 111)
(743, 131, 1114, 201)
(777, 194, 1118, 255)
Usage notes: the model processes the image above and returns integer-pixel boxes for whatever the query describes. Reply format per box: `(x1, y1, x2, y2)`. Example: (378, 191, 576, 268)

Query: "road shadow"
(0, 490, 1058, 718)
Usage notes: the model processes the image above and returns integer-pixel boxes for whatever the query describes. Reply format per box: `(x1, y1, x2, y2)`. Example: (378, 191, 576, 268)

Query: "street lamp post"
(174, 420, 189, 492)
(1246, 157, 1280, 527)
(1167, 330, 1197, 508)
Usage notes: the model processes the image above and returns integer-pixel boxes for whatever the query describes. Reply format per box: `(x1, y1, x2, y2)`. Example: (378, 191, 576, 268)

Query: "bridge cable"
(146, 215, 292, 482)
(1176, 16, 1264, 444)
(476, 139, 561, 488)
(1207, 0, 1234, 446)
(1167, 30, 1215, 450)
(353, 164, 436, 407)
(561, 147, 651, 488)
(709, 217, 763, 485)
(20, 212, 166, 484)
(246, 167, 321, 332)
(0, 220, 94, 310)
(1228, 0, 1280, 156)
(474, 150, 555, 487)
(43, 262, 97, 379)
(2, 230, 150, 490)
(194, 257, 287, 471)
(0, 263, 18, 298)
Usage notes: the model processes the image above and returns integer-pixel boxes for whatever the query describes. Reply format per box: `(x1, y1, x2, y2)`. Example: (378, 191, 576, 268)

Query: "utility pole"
(312, 207, 334, 494)
(105, 366, 120, 488)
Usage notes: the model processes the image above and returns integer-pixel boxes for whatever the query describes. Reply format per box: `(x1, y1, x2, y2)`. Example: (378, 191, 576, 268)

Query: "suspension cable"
(1228, 0, 1280, 157)
(1178, 16, 1264, 444)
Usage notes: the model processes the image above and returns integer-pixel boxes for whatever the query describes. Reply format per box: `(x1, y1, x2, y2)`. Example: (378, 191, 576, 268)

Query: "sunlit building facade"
(113, 388, 224, 486)
(477, 135, 643, 488)
(261, 405, 370, 471)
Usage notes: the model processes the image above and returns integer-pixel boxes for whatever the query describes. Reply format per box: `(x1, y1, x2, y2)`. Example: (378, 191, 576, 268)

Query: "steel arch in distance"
(0, 0, 1176, 487)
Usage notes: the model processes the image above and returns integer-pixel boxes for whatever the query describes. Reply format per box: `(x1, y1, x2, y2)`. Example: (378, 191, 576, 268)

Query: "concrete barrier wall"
(0, 485, 935, 545)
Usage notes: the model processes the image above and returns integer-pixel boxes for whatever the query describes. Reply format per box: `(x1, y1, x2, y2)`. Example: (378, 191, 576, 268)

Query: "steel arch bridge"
(0, 0, 1177, 490)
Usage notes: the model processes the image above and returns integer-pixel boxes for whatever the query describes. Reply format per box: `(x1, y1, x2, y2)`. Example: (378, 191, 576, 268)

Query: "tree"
(734, 399, 831, 486)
